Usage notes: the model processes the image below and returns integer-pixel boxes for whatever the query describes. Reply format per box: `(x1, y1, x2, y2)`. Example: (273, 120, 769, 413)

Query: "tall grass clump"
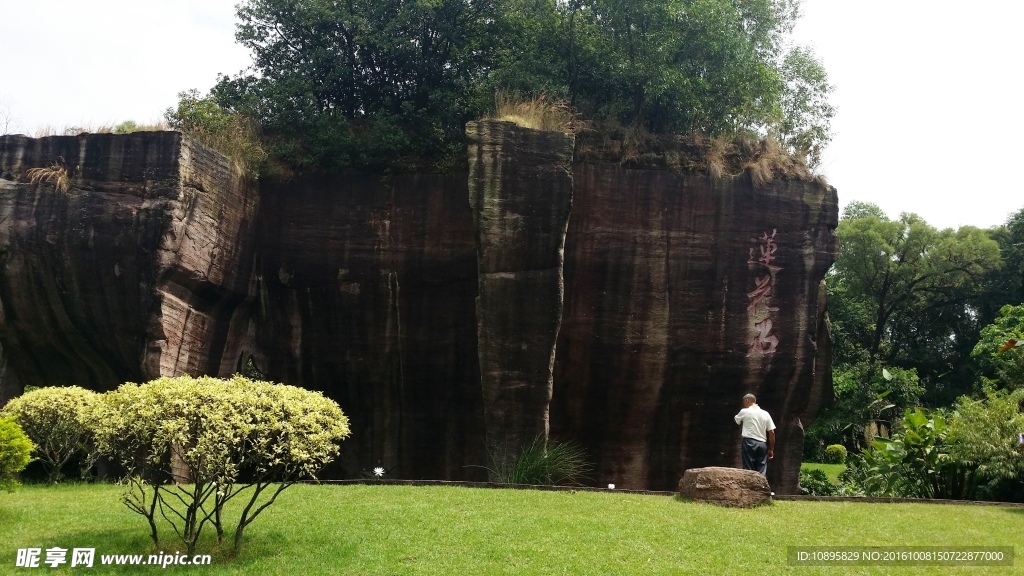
(26, 160, 71, 194)
(491, 91, 579, 133)
(486, 435, 591, 486)
(113, 120, 169, 134)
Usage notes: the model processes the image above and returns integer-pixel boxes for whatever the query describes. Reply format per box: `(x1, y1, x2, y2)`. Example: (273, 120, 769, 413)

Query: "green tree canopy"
(971, 304, 1024, 390)
(829, 202, 1001, 403)
(980, 207, 1024, 320)
(212, 0, 833, 171)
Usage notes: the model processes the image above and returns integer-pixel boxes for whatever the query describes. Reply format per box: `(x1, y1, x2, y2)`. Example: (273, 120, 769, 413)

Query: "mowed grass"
(802, 462, 847, 483)
(2, 483, 1022, 575)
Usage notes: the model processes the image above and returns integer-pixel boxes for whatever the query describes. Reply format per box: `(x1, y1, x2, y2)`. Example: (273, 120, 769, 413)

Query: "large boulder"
(678, 466, 772, 507)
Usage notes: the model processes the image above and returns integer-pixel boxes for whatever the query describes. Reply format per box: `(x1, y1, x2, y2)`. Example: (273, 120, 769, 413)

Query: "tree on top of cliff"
(211, 0, 833, 172)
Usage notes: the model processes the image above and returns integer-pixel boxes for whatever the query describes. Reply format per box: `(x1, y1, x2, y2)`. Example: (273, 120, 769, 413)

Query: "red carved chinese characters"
(747, 230, 782, 356)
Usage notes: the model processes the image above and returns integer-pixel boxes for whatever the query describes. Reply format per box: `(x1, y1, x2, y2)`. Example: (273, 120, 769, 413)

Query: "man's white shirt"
(734, 404, 776, 442)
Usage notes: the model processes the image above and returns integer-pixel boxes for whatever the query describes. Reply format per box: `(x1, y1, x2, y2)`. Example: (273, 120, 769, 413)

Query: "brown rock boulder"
(678, 466, 772, 507)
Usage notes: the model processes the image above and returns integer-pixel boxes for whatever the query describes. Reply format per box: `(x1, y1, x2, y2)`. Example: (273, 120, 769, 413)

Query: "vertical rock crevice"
(467, 120, 574, 475)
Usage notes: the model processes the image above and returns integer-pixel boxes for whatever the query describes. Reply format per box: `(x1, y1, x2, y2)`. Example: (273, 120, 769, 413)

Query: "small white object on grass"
(608, 483, 615, 489)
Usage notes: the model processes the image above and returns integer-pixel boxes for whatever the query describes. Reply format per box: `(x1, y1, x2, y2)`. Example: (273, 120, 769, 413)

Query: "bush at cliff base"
(0, 386, 99, 483)
(0, 417, 34, 493)
(92, 375, 350, 555)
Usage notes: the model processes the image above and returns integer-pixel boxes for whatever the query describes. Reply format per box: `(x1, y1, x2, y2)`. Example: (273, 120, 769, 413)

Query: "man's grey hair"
(743, 393, 756, 403)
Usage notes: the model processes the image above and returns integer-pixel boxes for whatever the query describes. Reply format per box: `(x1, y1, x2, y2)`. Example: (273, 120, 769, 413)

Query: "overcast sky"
(1, 0, 1019, 231)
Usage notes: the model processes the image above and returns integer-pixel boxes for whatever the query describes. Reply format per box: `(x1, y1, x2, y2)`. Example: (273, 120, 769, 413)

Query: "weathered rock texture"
(678, 466, 772, 507)
(0, 133, 257, 401)
(250, 171, 485, 480)
(0, 125, 837, 493)
(467, 121, 574, 472)
(550, 164, 837, 494)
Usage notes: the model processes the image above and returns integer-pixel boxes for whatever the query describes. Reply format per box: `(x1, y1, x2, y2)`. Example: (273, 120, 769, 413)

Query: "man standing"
(734, 393, 775, 476)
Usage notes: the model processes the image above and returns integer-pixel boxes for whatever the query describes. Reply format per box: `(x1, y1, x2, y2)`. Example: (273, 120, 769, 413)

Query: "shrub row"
(0, 376, 350, 554)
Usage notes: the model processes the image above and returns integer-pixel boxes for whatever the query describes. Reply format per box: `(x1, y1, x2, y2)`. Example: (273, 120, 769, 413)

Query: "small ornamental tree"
(0, 386, 99, 483)
(0, 417, 34, 492)
(92, 375, 350, 554)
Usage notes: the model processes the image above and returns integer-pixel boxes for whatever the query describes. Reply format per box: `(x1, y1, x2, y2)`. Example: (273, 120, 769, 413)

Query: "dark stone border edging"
(302, 479, 1024, 507)
(303, 479, 676, 496)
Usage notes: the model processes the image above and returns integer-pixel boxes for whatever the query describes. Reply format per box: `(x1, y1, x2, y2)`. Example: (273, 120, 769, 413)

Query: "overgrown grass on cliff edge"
(4, 483, 1021, 575)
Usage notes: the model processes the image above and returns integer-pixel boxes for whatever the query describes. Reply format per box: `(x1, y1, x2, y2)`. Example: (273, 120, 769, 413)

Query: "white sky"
(1, 0, 1019, 231)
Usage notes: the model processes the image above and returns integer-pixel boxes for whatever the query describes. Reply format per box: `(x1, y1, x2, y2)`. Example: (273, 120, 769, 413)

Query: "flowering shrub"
(93, 375, 350, 554)
(0, 386, 99, 483)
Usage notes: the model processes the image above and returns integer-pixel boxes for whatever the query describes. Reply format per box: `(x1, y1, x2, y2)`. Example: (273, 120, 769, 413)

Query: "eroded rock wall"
(550, 165, 837, 493)
(0, 128, 837, 492)
(467, 121, 574, 473)
(0, 133, 258, 401)
(251, 172, 485, 480)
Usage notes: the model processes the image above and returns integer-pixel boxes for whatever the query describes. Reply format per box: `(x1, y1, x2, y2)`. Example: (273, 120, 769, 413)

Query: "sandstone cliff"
(0, 125, 837, 493)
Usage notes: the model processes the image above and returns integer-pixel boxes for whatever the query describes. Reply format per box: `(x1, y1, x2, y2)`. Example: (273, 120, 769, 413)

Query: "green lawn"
(2, 483, 1021, 575)
(802, 462, 847, 483)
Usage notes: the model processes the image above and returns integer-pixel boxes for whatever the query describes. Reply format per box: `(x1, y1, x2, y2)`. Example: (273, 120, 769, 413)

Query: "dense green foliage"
(92, 375, 350, 554)
(848, 399, 1024, 501)
(0, 386, 99, 484)
(165, 89, 268, 175)
(205, 0, 833, 171)
(945, 391, 1024, 500)
(856, 409, 978, 500)
(809, 202, 1003, 455)
(0, 417, 33, 493)
(830, 203, 1000, 391)
(811, 204, 1024, 502)
(797, 468, 838, 496)
(971, 304, 1024, 390)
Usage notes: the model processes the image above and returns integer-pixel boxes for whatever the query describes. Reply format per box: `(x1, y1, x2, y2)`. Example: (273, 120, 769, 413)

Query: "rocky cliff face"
(0, 125, 837, 493)
(0, 133, 257, 399)
(250, 171, 485, 480)
(468, 121, 574, 474)
(551, 164, 836, 493)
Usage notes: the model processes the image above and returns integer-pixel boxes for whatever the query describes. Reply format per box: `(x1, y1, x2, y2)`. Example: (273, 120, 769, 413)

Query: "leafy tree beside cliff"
(811, 203, 1002, 454)
(830, 202, 1001, 398)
